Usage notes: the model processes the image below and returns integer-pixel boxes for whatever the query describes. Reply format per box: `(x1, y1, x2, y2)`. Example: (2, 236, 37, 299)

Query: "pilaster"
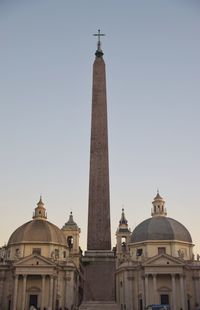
(152, 274, 157, 304)
(180, 274, 185, 310)
(21, 275, 27, 310)
(13, 275, 18, 310)
(171, 274, 176, 309)
(49, 275, 54, 310)
(41, 275, 46, 310)
(145, 274, 149, 307)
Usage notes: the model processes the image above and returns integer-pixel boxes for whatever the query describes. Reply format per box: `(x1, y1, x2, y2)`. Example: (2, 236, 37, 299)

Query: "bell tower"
(62, 212, 81, 267)
(116, 208, 131, 261)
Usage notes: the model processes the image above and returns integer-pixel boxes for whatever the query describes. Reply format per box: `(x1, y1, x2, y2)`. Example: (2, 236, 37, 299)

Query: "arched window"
(67, 236, 73, 248)
(121, 237, 127, 252)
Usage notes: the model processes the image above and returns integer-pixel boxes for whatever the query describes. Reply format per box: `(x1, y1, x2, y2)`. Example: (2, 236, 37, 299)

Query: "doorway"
(160, 294, 169, 304)
(8, 299, 11, 310)
(139, 299, 143, 310)
(187, 299, 191, 310)
(29, 294, 38, 308)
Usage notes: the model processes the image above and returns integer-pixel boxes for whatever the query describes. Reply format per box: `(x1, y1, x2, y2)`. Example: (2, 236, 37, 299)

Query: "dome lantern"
(32, 196, 47, 220)
(151, 190, 167, 217)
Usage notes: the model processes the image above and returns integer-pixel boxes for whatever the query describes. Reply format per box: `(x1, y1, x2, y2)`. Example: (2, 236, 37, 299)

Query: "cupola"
(32, 196, 47, 220)
(151, 190, 167, 217)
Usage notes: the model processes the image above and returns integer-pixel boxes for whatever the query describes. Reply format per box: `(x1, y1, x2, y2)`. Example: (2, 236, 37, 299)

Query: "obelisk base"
(80, 250, 117, 308)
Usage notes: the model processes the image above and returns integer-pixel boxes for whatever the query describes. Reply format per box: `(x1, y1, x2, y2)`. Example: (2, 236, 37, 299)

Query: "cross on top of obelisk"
(93, 29, 105, 57)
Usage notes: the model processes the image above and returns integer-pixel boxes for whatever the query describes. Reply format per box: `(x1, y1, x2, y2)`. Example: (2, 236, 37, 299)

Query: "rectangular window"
(15, 248, 20, 257)
(55, 249, 59, 258)
(136, 248, 143, 256)
(158, 247, 166, 254)
(32, 248, 41, 255)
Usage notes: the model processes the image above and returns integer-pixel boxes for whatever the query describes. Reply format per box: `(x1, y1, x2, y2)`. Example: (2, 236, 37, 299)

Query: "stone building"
(0, 197, 81, 310)
(115, 192, 200, 310)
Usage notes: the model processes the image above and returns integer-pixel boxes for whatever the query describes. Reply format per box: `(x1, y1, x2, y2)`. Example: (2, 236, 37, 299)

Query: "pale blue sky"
(0, 0, 200, 253)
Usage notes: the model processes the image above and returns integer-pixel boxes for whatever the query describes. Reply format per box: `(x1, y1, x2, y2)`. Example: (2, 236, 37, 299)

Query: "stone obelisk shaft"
(80, 38, 118, 308)
(87, 54, 111, 250)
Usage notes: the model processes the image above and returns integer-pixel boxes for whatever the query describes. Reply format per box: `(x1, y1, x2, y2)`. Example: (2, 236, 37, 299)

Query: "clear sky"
(0, 0, 200, 254)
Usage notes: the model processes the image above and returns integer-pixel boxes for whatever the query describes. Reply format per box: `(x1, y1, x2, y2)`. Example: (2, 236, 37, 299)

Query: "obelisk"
(87, 30, 111, 251)
(80, 31, 119, 310)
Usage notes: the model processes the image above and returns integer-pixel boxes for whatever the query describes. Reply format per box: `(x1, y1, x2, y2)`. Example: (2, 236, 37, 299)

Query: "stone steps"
(79, 301, 120, 310)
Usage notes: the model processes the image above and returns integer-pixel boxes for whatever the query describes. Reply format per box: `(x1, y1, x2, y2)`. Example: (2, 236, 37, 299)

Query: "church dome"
(131, 216, 192, 243)
(8, 219, 67, 246)
(131, 192, 192, 244)
(8, 197, 67, 246)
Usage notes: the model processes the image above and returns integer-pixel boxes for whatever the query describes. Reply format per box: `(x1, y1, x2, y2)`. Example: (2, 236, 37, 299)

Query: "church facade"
(0, 198, 82, 310)
(115, 193, 200, 310)
(1, 34, 200, 310)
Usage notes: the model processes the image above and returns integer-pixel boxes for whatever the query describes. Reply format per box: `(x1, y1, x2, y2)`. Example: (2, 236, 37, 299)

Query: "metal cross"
(93, 29, 105, 51)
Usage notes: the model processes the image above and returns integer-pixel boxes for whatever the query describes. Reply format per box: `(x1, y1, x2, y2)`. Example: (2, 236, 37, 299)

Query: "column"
(171, 274, 176, 310)
(198, 276, 200, 305)
(122, 271, 125, 307)
(123, 271, 130, 308)
(65, 271, 74, 310)
(128, 272, 134, 309)
(116, 275, 119, 304)
(49, 275, 54, 310)
(0, 276, 4, 306)
(21, 275, 27, 310)
(13, 275, 19, 310)
(53, 276, 57, 309)
(125, 271, 133, 310)
(75, 272, 79, 307)
(141, 275, 145, 310)
(153, 274, 157, 304)
(65, 275, 68, 307)
(65, 273, 71, 309)
(180, 274, 185, 310)
(145, 274, 149, 307)
(41, 275, 46, 310)
(193, 276, 200, 306)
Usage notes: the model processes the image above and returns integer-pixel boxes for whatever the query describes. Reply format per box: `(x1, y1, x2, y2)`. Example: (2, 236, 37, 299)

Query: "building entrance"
(160, 294, 169, 304)
(29, 294, 38, 308)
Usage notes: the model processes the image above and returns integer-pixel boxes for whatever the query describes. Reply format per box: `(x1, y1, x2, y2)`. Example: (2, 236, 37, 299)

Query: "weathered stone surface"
(79, 301, 120, 310)
(87, 55, 111, 251)
(82, 251, 116, 302)
(81, 50, 117, 307)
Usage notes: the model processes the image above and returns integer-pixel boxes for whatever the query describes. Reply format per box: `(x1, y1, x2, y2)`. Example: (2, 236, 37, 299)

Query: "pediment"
(14, 254, 55, 267)
(144, 254, 184, 266)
